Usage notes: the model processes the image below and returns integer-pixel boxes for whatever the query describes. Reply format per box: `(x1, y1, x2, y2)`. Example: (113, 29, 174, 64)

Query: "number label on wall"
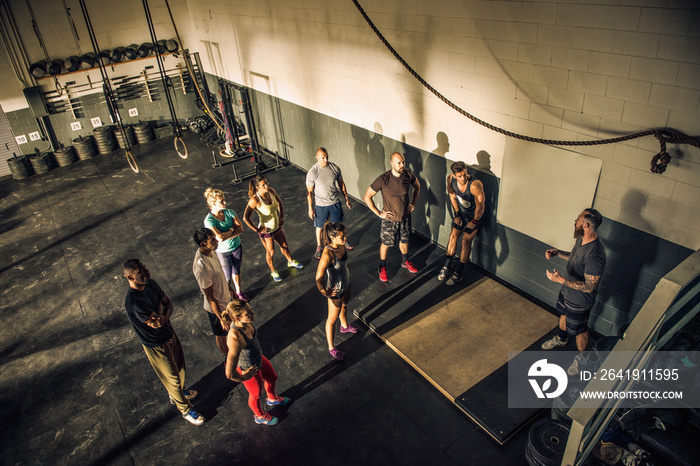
(91, 117, 102, 128)
(71, 122, 82, 131)
(128, 108, 139, 117)
(28, 131, 41, 141)
(15, 135, 27, 144)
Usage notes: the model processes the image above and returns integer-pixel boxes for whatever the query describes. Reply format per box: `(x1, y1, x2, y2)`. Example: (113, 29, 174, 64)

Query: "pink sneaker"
(340, 323, 359, 334)
(237, 292, 249, 301)
(379, 267, 388, 282)
(329, 348, 345, 360)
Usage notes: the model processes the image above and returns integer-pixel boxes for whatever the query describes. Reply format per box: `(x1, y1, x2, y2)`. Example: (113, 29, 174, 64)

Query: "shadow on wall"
(469, 151, 507, 273)
(592, 190, 657, 336)
(352, 122, 387, 202)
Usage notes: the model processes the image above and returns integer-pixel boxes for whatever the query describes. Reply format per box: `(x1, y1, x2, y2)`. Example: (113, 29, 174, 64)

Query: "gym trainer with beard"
(541, 209, 606, 375)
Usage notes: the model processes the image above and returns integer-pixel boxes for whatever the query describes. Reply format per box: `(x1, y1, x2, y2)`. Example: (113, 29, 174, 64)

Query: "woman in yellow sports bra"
(243, 174, 303, 282)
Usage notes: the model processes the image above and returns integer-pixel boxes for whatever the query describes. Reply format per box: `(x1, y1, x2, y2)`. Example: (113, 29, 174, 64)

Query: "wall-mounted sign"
(91, 117, 102, 128)
(128, 108, 139, 117)
(71, 122, 82, 131)
(28, 131, 41, 141)
(15, 135, 27, 144)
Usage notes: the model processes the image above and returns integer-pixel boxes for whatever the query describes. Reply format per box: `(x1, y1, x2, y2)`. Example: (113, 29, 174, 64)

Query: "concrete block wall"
(246, 86, 693, 337)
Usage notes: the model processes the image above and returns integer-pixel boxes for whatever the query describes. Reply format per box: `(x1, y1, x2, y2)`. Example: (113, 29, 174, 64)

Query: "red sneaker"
(379, 267, 388, 282)
(401, 260, 418, 273)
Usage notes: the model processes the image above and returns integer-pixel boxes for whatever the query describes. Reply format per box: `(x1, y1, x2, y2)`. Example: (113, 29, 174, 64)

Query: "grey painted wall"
(245, 82, 693, 338)
(4, 80, 201, 154)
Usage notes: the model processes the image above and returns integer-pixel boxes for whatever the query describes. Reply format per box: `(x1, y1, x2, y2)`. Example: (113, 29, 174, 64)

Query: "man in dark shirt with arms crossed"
(123, 259, 204, 425)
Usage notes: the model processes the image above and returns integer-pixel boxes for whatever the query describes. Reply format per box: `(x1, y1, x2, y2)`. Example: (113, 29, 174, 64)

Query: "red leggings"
(237, 356, 278, 417)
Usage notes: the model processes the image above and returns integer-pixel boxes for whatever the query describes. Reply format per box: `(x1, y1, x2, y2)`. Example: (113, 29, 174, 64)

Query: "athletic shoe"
(169, 389, 198, 404)
(344, 241, 354, 250)
(379, 267, 388, 282)
(271, 270, 281, 282)
(236, 292, 249, 302)
(254, 413, 279, 426)
(183, 409, 205, 425)
(340, 323, 359, 334)
(567, 354, 586, 376)
(401, 260, 418, 273)
(541, 335, 567, 350)
(445, 272, 462, 286)
(437, 267, 450, 281)
(329, 348, 345, 360)
(314, 246, 323, 260)
(287, 260, 304, 269)
(266, 396, 292, 407)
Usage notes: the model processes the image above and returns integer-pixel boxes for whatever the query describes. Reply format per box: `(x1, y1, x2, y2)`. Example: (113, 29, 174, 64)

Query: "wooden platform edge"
(354, 308, 513, 446)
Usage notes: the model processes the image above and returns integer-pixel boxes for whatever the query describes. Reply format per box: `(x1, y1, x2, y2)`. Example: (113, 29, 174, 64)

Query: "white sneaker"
(437, 267, 450, 281)
(541, 335, 567, 350)
(183, 409, 205, 425)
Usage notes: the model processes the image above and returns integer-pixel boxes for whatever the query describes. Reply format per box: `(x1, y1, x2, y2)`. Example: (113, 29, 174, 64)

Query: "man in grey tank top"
(306, 147, 354, 259)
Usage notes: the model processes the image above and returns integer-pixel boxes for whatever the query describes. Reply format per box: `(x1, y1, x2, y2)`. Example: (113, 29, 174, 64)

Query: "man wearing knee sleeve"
(542, 209, 607, 376)
(438, 161, 486, 286)
(193, 228, 235, 358)
(123, 259, 204, 425)
(306, 147, 354, 259)
(364, 152, 421, 282)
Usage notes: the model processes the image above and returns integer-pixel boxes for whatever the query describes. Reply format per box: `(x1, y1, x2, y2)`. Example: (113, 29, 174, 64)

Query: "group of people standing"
(123, 145, 605, 427)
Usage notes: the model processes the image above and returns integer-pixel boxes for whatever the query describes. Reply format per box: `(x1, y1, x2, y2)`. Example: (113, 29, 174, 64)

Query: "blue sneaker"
(183, 409, 205, 425)
(266, 396, 292, 407)
(254, 413, 279, 426)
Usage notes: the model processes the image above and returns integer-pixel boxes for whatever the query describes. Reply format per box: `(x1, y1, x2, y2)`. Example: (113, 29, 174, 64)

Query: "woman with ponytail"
(243, 175, 302, 283)
(222, 299, 291, 426)
(315, 221, 358, 360)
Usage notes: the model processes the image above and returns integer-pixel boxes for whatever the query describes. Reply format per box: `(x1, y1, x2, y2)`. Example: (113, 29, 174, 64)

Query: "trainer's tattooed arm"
(545, 249, 570, 260)
(546, 270, 600, 292)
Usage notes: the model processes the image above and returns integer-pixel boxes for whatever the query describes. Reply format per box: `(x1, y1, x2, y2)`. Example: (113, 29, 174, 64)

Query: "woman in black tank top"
(315, 222, 359, 361)
(222, 299, 291, 426)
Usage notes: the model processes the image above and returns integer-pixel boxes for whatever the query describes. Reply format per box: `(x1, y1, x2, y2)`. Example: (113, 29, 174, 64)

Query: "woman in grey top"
(315, 221, 358, 360)
(223, 299, 290, 426)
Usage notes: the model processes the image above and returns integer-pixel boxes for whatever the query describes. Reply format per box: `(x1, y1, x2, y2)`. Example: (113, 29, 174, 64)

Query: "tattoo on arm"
(564, 274, 600, 292)
(558, 250, 571, 260)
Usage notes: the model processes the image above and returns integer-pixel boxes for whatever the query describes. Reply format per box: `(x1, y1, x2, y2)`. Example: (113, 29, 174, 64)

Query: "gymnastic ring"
(174, 135, 188, 159)
(125, 149, 139, 173)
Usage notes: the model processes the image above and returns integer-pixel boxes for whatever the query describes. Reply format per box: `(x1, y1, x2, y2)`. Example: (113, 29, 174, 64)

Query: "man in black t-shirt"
(363, 152, 421, 282)
(541, 209, 607, 376)
(123, 259, 205, 425)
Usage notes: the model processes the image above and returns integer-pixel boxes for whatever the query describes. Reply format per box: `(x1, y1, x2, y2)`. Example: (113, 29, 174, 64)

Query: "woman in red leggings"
(222, 299, 291, 425)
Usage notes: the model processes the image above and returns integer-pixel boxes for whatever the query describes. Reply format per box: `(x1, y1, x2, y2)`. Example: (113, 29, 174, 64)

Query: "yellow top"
(255, 193, 279, 231)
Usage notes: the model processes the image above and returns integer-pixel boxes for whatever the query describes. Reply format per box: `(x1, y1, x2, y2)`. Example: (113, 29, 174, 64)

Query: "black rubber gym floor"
(0, 133, 547, 465)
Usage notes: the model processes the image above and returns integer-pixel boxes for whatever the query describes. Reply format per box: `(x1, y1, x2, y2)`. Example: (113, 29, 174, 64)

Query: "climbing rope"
(352, 0, 700, 174)
(163, 0, 225, 134)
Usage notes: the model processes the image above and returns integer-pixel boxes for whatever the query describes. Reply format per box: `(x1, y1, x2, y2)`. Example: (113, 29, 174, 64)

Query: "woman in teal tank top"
(203, 188, 248, 301)
(243, 175, 303, 283)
